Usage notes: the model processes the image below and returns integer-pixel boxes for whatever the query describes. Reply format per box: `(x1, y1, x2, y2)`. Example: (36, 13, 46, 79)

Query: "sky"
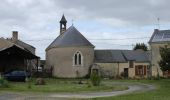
(1, 0, 170, 60)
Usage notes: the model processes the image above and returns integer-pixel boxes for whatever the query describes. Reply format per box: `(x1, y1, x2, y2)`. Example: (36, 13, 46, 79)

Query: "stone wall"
(46, 46, 94, 78)
(96, 62, 149, 78)
(150, 43, 168, 76)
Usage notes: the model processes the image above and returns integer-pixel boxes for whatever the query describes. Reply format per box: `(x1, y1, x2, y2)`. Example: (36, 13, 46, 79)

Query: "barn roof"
(94, 49, 150, 63)
(122, 50, 150, 62)
(0, 38, 39, 59)
(46, 26, 94, 50)
(94, 50, 126, 63)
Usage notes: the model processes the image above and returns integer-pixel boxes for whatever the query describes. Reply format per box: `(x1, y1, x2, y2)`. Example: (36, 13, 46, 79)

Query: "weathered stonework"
(46, 46, 94, 78)
(96, 62, 149, 78)
(150, 43, 168, 76)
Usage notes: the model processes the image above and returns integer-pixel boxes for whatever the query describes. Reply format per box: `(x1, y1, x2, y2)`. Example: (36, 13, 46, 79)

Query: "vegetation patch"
(0, 78, 128, 93)
(0, 77, 9, 88)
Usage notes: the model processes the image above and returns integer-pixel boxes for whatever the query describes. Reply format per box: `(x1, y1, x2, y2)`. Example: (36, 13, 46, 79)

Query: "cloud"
(0, 0, 169, 59)
(54, 0, 170, 26)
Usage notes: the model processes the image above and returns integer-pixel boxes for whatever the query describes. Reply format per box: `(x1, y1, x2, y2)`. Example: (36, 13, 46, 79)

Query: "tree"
(159, 45, 170, 73)
(133, 43, 148, 51)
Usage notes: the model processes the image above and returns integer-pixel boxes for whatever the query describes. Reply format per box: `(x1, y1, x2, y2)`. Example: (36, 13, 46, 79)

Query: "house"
(149, 29, 170, 77)
(45, 15, 150, 78)
(94, 50, 150, 78)
(0, 31, 39, 74)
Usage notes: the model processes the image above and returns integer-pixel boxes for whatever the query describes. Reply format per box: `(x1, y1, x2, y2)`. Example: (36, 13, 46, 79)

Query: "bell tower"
(60, 14, 67, 35)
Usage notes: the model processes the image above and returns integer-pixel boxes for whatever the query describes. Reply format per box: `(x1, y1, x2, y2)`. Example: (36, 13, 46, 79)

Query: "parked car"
(3, 71, 31, 82)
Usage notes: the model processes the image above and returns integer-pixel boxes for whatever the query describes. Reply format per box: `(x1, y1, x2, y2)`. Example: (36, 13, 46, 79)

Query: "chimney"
(12, 31, 18, 42)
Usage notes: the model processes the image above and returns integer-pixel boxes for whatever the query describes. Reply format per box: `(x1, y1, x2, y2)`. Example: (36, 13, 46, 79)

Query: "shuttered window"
(135, 65, 147, 76)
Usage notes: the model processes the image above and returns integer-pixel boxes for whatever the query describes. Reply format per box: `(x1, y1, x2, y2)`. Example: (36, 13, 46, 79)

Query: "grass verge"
(80, 79, 170, 100)
(0, 78, 128, 93)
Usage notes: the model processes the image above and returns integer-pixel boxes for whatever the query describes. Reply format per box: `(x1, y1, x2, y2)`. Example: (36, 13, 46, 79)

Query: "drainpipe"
(117, 62, 119, 78)
(149, 46, 152, 79)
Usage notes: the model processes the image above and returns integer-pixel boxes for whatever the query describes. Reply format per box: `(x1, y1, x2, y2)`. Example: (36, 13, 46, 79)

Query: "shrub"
(90, 71, 101, 86)
(0, 77, 9, 88)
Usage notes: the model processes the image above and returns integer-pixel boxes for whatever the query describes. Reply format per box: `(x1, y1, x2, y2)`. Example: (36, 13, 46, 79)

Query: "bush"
(90, 71, 101, 86)
(35, 78, 46, 85)
(0, 77, 9, 88)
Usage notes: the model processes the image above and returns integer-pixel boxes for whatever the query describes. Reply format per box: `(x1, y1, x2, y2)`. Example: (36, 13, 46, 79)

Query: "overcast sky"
(1, 0, 170, 59)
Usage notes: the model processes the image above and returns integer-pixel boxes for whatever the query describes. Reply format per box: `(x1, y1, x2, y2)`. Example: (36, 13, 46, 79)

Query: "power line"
(93, 42, 134, 46)
(23, 39, 53, 41)
(23, 37, 150, 42)
(22, 36, 149, 49)
(89, 37, 150, 40)
(23, 37, 148, 47)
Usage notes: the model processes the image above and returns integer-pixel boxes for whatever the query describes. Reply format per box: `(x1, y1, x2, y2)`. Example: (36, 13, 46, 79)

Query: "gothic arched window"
(73, 51, 83, 66)
(79, 54, 81, 65)
(75, 54, 77, 65)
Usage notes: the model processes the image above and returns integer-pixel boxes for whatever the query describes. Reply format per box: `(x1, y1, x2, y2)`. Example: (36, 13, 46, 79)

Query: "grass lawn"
(2, 78, 170, 100)
(80, 79, 170, 100)
(0, 78, 128, 93)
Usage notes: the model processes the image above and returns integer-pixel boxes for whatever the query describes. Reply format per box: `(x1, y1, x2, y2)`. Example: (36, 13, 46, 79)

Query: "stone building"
(149, 29, 170, 77)
(94, 50, 150, 78)
(46, 15, 94, 78)
(46, 15, 150, 78)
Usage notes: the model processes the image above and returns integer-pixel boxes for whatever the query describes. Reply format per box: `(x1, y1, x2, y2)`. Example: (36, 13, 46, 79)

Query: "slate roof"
(149, 29, 170, 43)
(122, 50, 150, 62)
(94, 49, 150, 63)
(46, 26, 94, 50)
(94, 50, 126, 63)
(60, 15, 67, 23)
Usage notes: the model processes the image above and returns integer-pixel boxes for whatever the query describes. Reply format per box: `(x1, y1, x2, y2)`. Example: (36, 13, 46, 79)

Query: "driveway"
(0, 82, 155, 100)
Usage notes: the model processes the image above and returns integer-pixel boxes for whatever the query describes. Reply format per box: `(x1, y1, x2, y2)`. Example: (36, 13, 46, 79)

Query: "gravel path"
(48, 83, 155, 98)
(0, 82, 155, 100)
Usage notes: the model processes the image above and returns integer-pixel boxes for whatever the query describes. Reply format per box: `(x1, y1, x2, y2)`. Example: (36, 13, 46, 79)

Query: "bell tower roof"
(59, 15, 67, 35)
(60, 14, 67, 23)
